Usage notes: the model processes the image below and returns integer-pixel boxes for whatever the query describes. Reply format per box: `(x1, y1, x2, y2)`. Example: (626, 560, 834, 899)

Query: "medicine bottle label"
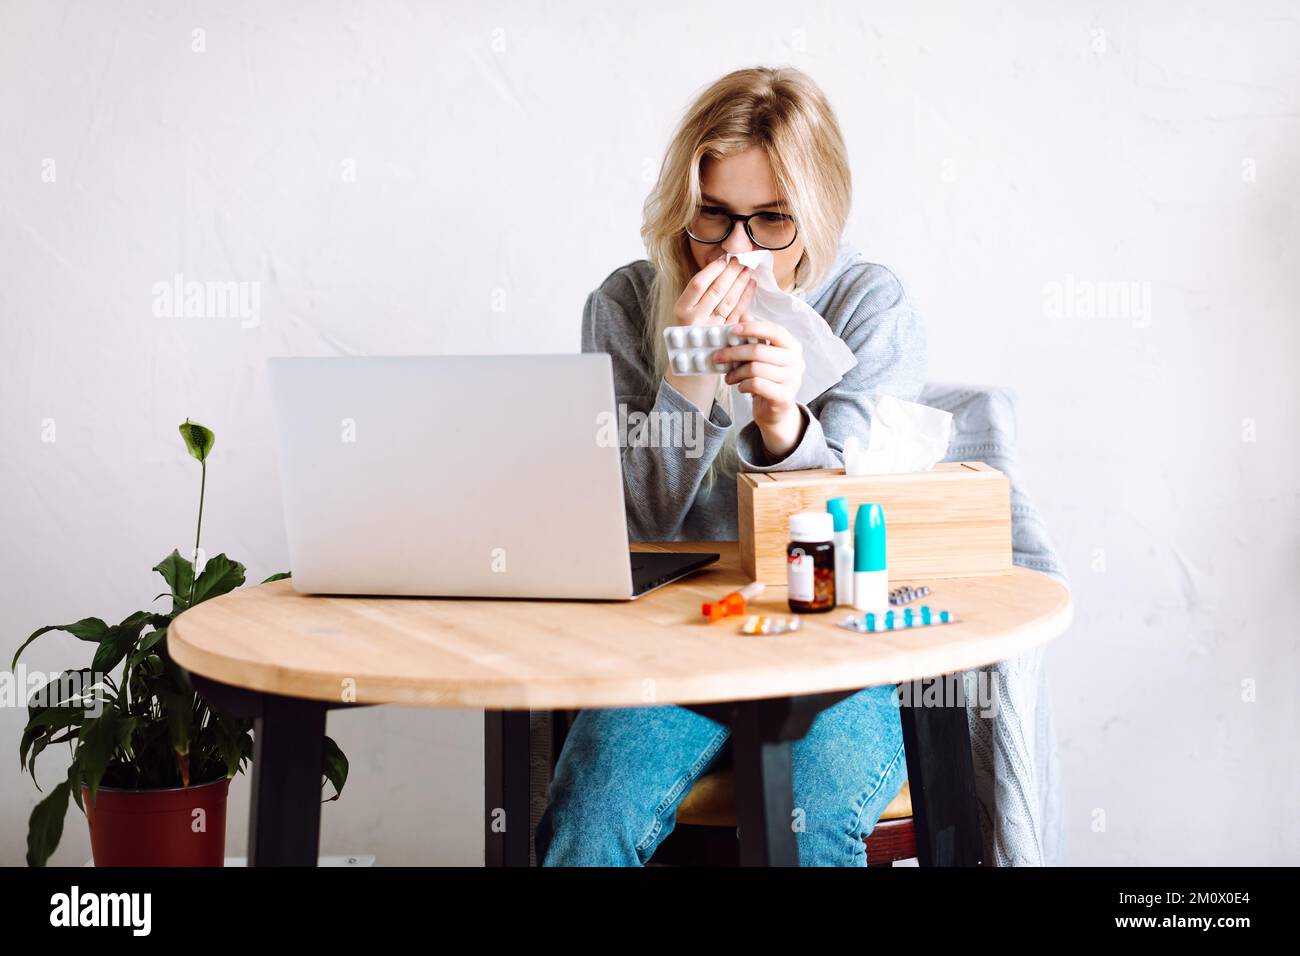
(788, 551, 813, 602)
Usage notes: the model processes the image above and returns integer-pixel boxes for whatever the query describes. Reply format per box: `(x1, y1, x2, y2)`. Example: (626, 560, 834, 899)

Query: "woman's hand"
(673, 255, 756, 328)
(715, 316, 807, 459)
(665, 257, 757, 412)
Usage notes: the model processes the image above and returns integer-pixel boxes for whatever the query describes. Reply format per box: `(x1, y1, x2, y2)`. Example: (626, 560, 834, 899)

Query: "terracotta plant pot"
(83, 776, 229, 867)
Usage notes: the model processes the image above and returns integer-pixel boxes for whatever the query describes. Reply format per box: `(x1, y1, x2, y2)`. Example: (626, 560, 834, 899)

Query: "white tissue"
(720, 249, 858, 431)
(842, 395, 953, 475)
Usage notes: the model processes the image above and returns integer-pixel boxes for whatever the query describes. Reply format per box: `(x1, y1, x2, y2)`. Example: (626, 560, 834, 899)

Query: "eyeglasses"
(685, 204, 799, 251)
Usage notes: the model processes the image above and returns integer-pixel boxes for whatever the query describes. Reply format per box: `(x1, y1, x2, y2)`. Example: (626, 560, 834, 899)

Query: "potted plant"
(14, 419, 347, 867)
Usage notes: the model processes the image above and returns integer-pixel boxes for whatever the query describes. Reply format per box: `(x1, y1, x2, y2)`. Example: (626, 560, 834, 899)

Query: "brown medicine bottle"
(787, 512, 836, 613)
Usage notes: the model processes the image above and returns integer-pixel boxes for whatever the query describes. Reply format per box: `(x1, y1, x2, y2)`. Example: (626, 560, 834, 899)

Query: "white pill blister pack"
(662, 324, 767, 375)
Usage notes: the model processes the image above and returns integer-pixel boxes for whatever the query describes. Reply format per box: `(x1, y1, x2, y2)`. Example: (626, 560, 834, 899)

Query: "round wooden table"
(170, 541, 1071, 867)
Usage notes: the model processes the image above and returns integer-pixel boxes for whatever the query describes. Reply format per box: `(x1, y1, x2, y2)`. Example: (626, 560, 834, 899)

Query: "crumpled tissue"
(720, 249, 857, 431)
(842, 395, 953, 475)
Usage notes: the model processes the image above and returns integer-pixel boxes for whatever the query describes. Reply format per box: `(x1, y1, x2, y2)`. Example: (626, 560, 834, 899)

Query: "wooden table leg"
(686, 691, 855, 867)
(897, 674, 985, 866)
(484, 710, 531, 866)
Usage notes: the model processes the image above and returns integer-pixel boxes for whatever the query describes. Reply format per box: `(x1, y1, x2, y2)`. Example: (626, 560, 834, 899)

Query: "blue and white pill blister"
(837, 605, 957, 634)
(663, 323, 765, 375)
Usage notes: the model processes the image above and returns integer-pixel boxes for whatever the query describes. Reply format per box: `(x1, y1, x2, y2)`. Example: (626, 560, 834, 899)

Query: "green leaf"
(91, 612, 152, 675)
(179, 418, 215, 462)
(157, 687, 193, 782)
(116, 609, 154, 632)
(23, 705, 84, 737)
(63, 619, 110, 641)
(261, 571, 291, 584)
(153, 551, 194, 614)
(21, 719, 54, 778)
(23, 732, 50, 779)
(91, 634, 133, 674)
(211, 716, 252, 779)
(76, 708, 122, 805)
(115, 716, 140, 762)
(138, 626, 167, 654)
(126, 627, 168, 670)
(190, 554, 246, 606)
(321, 735, 348, 802)
(26, 780, 70, 867)
(23, 670, 101, 783)
(28, 668, 95, 721)
(11, 618, 108, 670)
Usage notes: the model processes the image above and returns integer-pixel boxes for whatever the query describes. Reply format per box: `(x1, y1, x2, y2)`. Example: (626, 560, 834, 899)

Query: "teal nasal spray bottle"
(852, 503, 888, 613)
(826, 497, 853, 606)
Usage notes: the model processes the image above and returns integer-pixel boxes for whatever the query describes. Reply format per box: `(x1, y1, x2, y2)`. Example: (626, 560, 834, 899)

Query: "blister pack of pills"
(838, 606, 956, 634)
(739, 614, 802, 636)
(663, 323, 766, 375)
(889, 585, 931, 606)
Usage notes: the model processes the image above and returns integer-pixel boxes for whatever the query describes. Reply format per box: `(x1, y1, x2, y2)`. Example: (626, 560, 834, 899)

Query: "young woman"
(534, 66, 927, 866)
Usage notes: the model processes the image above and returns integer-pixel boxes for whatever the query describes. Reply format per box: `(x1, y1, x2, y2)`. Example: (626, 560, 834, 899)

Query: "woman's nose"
(721, 233, 754, 255)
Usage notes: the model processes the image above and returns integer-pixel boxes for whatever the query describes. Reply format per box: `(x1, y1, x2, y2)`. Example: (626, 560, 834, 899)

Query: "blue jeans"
(535, 685, 907, 866)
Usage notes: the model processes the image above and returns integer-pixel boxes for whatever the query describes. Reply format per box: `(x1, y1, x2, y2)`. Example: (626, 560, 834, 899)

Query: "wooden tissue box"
(737, 462, 1012, 585)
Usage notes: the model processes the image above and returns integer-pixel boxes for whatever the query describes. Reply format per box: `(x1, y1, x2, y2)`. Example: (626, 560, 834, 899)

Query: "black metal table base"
(187, 668, 985, 867)
(484, 710, 532, 867)
(681, 692, 856, 866)
(898, 677, 986, 866)
(185, 672, 355, 867)
(489, 673, 985, 868)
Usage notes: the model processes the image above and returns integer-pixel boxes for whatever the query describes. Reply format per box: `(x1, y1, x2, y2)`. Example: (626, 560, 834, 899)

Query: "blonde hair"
(638, 66, 852, 493)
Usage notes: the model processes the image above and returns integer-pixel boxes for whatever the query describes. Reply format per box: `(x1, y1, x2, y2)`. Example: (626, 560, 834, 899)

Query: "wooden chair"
(545, 709, 916, 866)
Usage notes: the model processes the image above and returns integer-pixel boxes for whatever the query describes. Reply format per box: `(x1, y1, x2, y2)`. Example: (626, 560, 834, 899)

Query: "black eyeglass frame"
(685, 205, 800, 251)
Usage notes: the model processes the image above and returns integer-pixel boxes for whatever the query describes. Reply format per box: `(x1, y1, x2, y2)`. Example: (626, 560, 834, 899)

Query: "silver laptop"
(267, 355, 718, 599)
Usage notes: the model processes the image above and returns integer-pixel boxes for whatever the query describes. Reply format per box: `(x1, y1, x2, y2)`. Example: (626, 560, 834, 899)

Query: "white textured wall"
(1, 0, 1296, 866)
